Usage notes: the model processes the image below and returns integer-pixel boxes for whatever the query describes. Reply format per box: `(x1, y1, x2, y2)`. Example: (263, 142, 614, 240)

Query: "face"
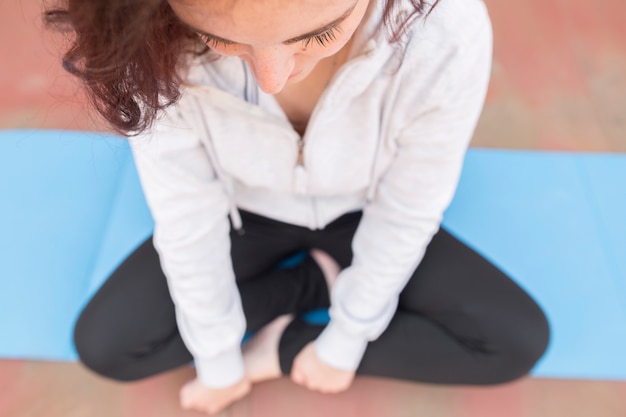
(168, 0, 370, 94)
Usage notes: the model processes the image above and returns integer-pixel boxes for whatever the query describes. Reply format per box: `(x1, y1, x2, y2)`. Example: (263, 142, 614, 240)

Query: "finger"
(291, 368, 306, 385)
(198, 392, 232, 415)
(179, 382, 195, 409)
(206, 401, 227, 416)
(291, 372, 304, 385)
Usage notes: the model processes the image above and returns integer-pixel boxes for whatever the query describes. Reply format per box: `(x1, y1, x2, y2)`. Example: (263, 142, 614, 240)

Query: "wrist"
(314, 320, 368, 371)
(195, 347, 246, 388)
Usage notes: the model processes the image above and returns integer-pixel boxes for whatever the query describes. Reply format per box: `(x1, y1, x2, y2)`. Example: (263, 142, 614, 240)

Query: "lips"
(288, 69, 303, 80)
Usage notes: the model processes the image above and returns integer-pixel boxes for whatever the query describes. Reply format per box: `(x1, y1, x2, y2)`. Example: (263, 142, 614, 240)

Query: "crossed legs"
(74, 210, 549, 385)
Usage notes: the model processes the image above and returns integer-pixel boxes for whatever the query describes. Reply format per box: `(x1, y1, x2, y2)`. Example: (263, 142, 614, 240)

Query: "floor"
(1, 360, 625, 417)
(1, 0, 625, 416)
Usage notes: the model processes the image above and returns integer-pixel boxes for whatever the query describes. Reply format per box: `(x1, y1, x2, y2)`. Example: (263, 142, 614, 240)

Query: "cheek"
(294, 49, 324, 62)
(296, 44, 341, 62)
(207, 44, 246, 57)
(291, 51, 326, 73)
(309, 32, 354, 58)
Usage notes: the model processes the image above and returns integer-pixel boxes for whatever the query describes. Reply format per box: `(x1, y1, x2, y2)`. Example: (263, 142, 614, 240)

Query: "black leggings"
(74, 210, 550, 385)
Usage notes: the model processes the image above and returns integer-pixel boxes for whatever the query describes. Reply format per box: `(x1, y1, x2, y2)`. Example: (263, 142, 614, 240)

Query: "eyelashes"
(197, 26, 342, 49)
(302, 26, 342, 48)
(196, 33, 233, 49)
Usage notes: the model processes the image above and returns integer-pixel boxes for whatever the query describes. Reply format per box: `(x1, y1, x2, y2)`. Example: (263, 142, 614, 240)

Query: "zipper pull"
(296, 137, 305, 166)
(294, 137, 307, 194)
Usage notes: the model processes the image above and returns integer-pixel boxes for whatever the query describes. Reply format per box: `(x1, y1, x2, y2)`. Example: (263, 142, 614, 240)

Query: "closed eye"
(198, 25, 343, 50)
(301, 26, 343, 48)
(197, 33, 235, 49)
(185, 0, 356, 50)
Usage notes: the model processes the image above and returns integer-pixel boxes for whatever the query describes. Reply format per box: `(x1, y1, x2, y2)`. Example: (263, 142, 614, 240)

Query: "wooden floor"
(1, 0, 625, 416)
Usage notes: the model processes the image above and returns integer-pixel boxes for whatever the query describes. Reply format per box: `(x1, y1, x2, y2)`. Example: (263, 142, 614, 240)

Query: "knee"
(73, 310, 131, 382)
(490, 304, 551, 384)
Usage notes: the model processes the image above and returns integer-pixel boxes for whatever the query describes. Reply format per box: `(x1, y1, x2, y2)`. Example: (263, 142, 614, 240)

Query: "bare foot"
(310, 249, 341, 291)
(243, 315, 293, 384)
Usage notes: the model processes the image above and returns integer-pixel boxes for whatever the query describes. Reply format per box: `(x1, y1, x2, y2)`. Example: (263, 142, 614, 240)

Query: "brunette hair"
(44, 0, 440, 135)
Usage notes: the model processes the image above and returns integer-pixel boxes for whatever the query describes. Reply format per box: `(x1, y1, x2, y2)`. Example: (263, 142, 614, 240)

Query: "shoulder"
(383, 0, 492, 106)
(399, 0, 492, 65)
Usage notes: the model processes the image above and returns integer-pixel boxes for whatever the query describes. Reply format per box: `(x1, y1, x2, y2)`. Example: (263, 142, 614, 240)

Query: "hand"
(291, 342, 356, 394)
(180, 377, 251, 415)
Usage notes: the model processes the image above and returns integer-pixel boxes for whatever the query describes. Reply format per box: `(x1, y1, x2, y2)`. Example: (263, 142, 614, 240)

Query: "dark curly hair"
(44, 0, 440, 135)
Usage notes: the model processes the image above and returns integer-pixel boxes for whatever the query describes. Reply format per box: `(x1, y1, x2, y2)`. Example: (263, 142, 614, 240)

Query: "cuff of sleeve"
(195, 347, 245, 388)
(314, 320, 369, 371)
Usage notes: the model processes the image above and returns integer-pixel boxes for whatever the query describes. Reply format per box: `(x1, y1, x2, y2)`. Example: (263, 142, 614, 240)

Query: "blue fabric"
(0, 130, 153, 361)
(1, 129, 625, 380)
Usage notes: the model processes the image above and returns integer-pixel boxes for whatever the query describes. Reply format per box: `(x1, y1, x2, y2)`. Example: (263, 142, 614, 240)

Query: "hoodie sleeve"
(314, 5, 494, 371)
(128, 101, 246, 388)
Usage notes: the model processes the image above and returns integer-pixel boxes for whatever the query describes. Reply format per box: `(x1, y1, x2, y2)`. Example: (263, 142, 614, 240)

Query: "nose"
(248, 46, 295, 94)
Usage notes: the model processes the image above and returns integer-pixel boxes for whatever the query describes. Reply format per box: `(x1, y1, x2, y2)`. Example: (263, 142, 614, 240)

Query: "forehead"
(169, 0, 356, 38)
(172, 0, 347, 15)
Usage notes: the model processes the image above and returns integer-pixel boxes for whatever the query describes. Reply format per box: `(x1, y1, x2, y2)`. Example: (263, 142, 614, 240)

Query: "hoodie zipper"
(296, 136, 305, 167)
(291, 47, 378, 226)
(296, 40, 378, 165)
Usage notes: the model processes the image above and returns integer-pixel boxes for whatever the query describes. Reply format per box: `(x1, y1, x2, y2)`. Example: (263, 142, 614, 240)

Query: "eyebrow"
(183, 1, 358, 46)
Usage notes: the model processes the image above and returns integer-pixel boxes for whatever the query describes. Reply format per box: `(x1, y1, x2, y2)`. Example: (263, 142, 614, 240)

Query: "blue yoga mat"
(1, 129, 625, 381)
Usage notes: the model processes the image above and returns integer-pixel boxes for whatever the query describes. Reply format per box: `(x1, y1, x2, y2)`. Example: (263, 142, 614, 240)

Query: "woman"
(46, 0, 550, 414)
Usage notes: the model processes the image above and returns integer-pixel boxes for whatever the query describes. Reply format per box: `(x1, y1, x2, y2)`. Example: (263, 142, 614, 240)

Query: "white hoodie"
(130, 0, 493, 388)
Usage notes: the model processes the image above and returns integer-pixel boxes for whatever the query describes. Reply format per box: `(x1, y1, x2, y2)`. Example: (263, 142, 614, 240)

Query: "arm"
(129, 101, 246, 389)
(313, 15, 494, 373)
